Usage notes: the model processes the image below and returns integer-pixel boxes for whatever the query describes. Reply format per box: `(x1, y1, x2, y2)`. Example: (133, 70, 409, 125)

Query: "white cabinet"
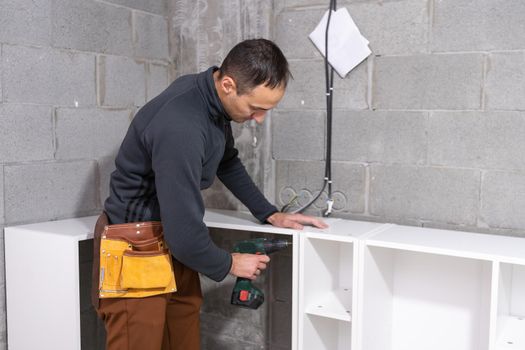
(297, 220, 387, 350)
(355, 225, 525, 350)
(5, 210, 525, 350)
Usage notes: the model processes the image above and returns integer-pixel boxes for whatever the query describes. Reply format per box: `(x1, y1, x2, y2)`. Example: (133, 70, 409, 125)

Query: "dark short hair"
(218, 39, 291, 95)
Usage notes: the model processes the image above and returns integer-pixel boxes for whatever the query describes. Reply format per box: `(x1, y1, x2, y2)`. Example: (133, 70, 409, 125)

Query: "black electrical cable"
(282, 0, 336, 216)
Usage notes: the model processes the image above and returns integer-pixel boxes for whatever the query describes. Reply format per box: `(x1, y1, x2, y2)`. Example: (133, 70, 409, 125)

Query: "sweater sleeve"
(147, 111, 232, 282)
(217, 122, 279, 222)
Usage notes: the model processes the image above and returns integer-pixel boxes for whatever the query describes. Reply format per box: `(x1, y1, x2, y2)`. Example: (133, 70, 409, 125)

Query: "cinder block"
(481, 171, 525, 230)
(170, 1, 200, 76)
(370, 164, 480, 225)
(432, 0, 525, 52)
(133, 12, 169, 60)
(98, 55, 146, 107)
(373, 54, 483, 110)
(239, 0, 272, 39)
(284, 0, 349, 8)
(146, 64, 170, 102)
(0, 104, 54, 162)
(52, 0, 133, 56)
(275, 8, 325, 60)
(55, 108, 131, 160)
(429, 111, 525, 171)
(279, 59, 368, 110)
(272, 110, 325, 160)
(333, 110, 428, 164)
(3, 45, 96, 106)
(348, 0, 428, 55)
(103, 0, 166, 15)
(4, 161, 98, 223)
(486, 52, 525, 111)
(0, 0, 51, 46)
(275, 160, 365, 215)
(202, 179, 245, 213)
(172, 0, 242, 74)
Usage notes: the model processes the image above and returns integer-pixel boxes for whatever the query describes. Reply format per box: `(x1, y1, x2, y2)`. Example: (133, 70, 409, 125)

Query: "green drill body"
(231, 238, 290, 310)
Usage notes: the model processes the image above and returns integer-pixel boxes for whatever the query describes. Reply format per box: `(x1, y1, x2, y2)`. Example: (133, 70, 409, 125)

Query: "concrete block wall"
(0, 0, 171, 348)
(273, 0, 525, 236)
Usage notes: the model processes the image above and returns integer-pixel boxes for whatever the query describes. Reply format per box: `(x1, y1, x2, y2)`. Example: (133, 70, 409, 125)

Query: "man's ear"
(220, 76, 237, 95)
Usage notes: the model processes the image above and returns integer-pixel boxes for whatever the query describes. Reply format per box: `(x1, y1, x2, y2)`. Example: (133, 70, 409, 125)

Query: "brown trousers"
(92, 213, 203, 350)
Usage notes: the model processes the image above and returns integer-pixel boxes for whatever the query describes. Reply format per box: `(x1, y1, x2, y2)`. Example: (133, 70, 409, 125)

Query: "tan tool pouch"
(99, 222, 177, 299)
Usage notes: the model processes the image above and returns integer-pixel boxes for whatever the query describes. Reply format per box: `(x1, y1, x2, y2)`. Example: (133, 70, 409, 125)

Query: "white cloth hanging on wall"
(309, 8, 371, 78)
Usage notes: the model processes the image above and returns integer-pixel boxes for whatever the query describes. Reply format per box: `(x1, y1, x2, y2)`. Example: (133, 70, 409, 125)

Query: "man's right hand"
(230, 253, 270, 280)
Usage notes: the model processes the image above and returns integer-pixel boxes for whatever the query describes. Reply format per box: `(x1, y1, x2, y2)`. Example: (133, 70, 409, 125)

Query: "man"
(93, 38, 327, 350)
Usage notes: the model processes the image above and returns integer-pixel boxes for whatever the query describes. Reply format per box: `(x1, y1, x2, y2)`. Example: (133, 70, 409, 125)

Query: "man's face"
(216, 74, 285, 124)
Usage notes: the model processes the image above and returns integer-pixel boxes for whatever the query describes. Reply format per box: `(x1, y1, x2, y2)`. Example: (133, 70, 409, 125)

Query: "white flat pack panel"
(5, 227, 83, 350)
(510, 265, 525, 316)
(204, 209, 295, 235)
(359, 246, 395, 350)
(204, 209, 389, 240)
(302, 219, 389, 242)
(367, 225, 525, 264)
(5, 216, 98, 241)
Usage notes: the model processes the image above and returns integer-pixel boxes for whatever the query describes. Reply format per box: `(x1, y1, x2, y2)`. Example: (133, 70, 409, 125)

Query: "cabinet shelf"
(305, 288, 352, 322)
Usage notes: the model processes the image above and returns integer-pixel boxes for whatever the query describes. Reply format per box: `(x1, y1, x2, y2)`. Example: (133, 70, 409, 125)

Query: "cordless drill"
(231, 238, 291, 310)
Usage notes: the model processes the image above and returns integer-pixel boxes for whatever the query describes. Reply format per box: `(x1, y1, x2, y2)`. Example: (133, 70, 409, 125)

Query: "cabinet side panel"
(510, 265, 525, 316)
(5, 229, 80, 349)
(361, 246, 394, 350)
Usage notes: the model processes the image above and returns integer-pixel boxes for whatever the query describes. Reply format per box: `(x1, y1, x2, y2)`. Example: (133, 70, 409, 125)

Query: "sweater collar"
(197, 66, 232, 122)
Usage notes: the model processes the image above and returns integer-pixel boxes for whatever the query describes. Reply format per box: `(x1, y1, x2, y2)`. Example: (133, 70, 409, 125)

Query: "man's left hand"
(266, 212, 328, 230)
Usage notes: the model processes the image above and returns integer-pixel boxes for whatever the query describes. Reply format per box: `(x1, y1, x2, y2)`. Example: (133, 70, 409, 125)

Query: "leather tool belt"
(99, 221, 177, 298)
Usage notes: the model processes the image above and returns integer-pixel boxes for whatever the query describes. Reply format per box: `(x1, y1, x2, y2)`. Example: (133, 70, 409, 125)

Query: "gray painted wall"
(1, 0, 171, 348)
(273, 0, 525, 237)
(2, 0, 525, 349)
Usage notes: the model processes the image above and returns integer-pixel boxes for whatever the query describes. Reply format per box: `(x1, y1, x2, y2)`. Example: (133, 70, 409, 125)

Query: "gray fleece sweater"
(104, 66, 278, 282)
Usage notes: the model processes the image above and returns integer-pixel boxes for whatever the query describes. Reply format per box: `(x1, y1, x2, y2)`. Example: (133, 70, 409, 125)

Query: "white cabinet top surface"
(4, 215, 99, 241)
(204, 209, 387, 240)
(6, 209, 525, 264)
(366, 224, 525, 264)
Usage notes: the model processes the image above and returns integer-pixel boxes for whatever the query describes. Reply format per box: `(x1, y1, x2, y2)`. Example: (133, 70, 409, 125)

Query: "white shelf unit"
(357, 224, 525, 350)
(298, 220, 388, 350)
(4, 210, 300, 350)
(5, 210, 525, 350)
(5, 216, 98, 350)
